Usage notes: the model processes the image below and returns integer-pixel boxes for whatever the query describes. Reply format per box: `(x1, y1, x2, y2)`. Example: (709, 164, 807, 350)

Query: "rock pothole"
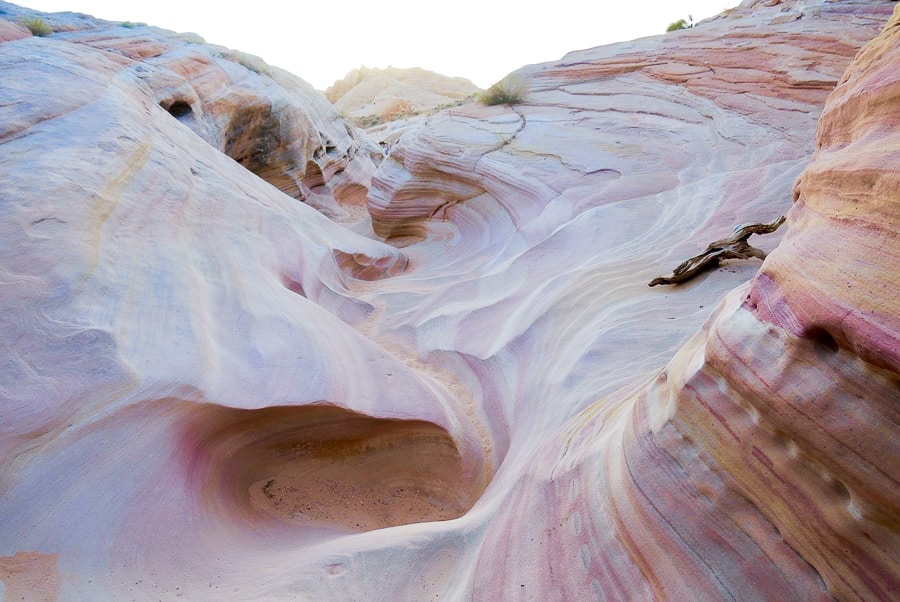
(183, 404, 474, 533)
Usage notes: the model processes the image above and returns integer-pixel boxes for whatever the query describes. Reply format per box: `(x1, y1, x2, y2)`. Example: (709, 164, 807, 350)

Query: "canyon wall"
(0, 0, 897, 599)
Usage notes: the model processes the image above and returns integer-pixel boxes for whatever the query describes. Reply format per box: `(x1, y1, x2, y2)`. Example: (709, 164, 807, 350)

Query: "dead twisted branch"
(648, 215, 786, 287)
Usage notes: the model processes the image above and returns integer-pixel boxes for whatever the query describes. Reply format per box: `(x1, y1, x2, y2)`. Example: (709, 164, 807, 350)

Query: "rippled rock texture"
(1, 0, 898, 599)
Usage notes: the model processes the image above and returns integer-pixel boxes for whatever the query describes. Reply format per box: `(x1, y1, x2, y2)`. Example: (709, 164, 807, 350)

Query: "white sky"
(13, 1, 737, 90)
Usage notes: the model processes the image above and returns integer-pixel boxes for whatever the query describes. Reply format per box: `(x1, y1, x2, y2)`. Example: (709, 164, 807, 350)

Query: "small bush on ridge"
(667, 14, 694, 32)
(20, 17, 52, 36)
(478, 74, 529, 106)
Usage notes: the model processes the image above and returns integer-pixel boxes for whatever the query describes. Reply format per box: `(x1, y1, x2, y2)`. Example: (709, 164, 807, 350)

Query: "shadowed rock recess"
(181, 403, 472, 532)
(0, 0, 897, 599)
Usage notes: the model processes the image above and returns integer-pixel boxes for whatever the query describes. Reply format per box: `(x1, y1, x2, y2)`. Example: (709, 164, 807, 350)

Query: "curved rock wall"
(368, 0, 892, 246)
(0, 6, 489, 596)
(0, 3, 378, 216)
(470, 5, 900, 600)
(0, 0, 897, 599)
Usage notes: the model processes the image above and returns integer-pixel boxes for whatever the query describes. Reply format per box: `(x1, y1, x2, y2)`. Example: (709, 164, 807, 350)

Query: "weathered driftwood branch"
(648, 215, 786, 287)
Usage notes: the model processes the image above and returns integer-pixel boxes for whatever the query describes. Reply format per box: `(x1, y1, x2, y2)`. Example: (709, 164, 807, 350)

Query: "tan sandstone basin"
(181, 403, 472, 533)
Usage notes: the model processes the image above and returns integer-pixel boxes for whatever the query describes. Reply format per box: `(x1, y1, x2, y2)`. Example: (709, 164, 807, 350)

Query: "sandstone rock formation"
(0, 2, 382, 219)
(0, 0, 897, 600)
(326, 66, 480, 128)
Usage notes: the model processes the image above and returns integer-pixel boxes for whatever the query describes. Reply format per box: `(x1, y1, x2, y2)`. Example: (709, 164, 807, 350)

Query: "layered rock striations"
(0, 0, 897, 599)
(467, 4, 900, 600)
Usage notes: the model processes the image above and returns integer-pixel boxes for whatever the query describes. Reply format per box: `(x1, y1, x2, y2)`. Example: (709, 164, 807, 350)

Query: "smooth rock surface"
(0, 0, 897, 599)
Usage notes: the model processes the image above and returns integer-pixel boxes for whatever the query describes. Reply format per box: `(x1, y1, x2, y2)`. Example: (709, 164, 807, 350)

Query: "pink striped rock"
(0, 0, 896, 599)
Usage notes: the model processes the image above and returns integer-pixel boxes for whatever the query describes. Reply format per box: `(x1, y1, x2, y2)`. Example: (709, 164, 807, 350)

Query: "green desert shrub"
(20, 17, 52, 36)
(667, 14, 694, 32)
(478, 74, 529, 106)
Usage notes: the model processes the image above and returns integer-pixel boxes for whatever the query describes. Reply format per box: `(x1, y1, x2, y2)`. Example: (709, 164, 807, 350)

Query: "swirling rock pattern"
(468, 4, 900, 600)
(0, 0, 897, 599)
